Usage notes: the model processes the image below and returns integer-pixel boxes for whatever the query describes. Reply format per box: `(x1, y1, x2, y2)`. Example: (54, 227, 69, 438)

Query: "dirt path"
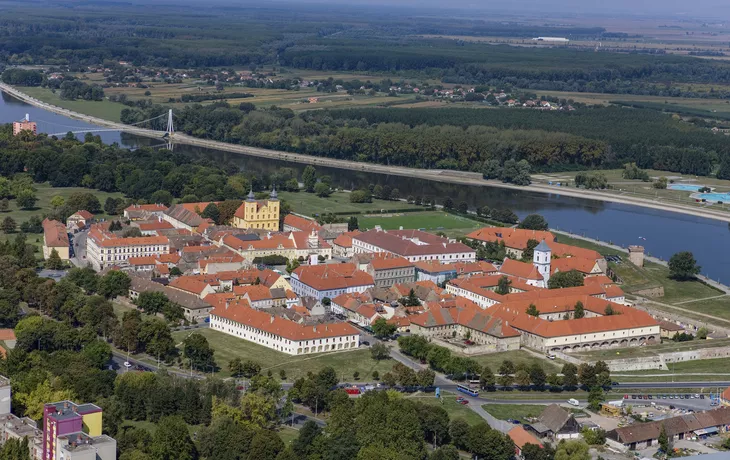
(4, 83, 730, 224)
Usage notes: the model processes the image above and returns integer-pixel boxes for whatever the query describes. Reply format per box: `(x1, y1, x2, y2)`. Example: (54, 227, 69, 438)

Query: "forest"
(120, 102, 729, 176)
(1, 1, 730, 99)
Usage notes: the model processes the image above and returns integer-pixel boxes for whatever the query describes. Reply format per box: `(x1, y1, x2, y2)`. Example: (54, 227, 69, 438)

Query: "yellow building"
(232, 188, 280, 231)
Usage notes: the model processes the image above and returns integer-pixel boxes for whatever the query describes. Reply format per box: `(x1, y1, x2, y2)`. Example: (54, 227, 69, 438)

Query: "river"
(1, 91, 728, 280)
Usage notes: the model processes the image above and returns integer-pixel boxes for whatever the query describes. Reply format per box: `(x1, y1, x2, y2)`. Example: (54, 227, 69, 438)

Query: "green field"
(278, 191, 421, 217)
(406, 392, 484, 425)
(171, 328, 394, 381)
(467, 350, 561, 375)
(482, 403, 584, 421)
(278, 426, 300, 446)
(21, 87, 125, 122)
(2, 182, 123, 225)
(616, 356, 730, 379)
(481, 404, 547, 422)
(357, 211, 483, 236)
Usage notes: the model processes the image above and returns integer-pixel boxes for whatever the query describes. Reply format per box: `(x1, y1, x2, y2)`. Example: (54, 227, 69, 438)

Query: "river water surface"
(1, 91, 728, 280)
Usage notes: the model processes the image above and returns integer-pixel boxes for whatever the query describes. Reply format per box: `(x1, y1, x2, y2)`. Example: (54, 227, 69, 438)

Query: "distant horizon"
(164, 0, 730, 20)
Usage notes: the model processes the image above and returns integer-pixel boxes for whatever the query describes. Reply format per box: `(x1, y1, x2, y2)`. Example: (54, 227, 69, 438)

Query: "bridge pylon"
(166, 109, 174, 136)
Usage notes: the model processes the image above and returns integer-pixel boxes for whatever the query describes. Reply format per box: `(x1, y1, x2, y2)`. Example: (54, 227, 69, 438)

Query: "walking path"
(3, 82, 730, 224)
(675, 295, 729, 305)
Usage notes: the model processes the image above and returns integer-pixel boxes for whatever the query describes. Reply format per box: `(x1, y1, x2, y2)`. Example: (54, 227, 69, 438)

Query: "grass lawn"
(278, 191, 421, 217)
(357, 211, 482, 236)
(406, 391, 484, 425)
(122, 419, 202, 437)
(3, 182, 124, 225)
(481, 404, 547, 422)
(617, 356, 730, 377)
(278, 426, 300, 446)
(21, 86, 125, 122)
(171, 328, 394, 381)
(467, 350, 561, 375)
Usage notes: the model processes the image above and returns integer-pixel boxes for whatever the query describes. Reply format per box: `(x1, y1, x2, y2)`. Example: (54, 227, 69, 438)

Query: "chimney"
(25, 113, 29, 122)
(270, 315, 275, 323)
(313, 325, 317, 332)
(225, 300, 230, 309)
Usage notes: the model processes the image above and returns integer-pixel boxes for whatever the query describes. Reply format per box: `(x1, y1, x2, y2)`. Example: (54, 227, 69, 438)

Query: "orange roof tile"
(467, 227, 555, 250)
(233, 284, 273, 301)
(72, 210, 94, 220)
(180, 202, 220, 213)
(333, 230, 360, 248)
(551, 257, 598, 274)
(547, 241, 601, 261)
(128, 256, 159, 266)
(88, 224, 169, 248)
(211, 301, 359, 341)
(168, 277, 212, 295)
(293, 263, 374, 292)
(369, 254, 413, 270)
(499, 259, 544, 281)
(284, 214, 323, 232)
(508, 426, 542, 449)
(138, 220, 175, 232)
(0, 329, 16, 341)
(43, 219, 69, 248)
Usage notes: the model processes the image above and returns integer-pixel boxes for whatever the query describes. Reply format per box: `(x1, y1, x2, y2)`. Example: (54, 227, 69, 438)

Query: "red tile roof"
(168, 277, 212, 295)
(354, 229, 474, 257)
(284, 214, 322, 232)
(508, 426, 541, 449)
(211, 300, 359, 341)
(138, 220, 175, 232)
(43, 219, 69, 248)
(551, 257, 598, 275)
(73, 210, 94, 220)
(410, 304, 520, 338)
(369, 254, 414, 270)
(547, 241, 601, 261)
(293, 263, 374, 291)
(489, 300, 657, 338)
(180, 202, 220, 213)
(467, 227, 555, 250)
(333, 230, 360, 248)
(234, 284, 274, 302)
(499, 259, 544, 281)
(128, 256, 159, 266)
(88, 225, 169, 248)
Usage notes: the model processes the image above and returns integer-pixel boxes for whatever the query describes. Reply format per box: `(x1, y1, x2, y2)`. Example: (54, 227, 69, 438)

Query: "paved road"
(69, 229, 88, 268)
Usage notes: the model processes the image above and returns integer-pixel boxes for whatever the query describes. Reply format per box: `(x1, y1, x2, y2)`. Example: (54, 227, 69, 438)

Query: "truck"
(344, 387, 361, 395)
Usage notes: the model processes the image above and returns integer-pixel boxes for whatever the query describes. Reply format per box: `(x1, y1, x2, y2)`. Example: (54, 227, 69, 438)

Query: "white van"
(568, 398, 580, 407)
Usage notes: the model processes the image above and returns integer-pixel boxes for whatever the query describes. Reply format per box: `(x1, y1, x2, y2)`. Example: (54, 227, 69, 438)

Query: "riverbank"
(3, 83, 730, 224)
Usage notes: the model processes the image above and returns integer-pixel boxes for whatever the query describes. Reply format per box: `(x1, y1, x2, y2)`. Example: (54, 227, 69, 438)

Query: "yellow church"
(232, 187, 280, 231)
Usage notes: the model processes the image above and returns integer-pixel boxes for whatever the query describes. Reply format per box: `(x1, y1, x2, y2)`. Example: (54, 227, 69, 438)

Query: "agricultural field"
(171, 328, 394, 381)
(278, 191, 421, 217)
(20, 86, 125, 122)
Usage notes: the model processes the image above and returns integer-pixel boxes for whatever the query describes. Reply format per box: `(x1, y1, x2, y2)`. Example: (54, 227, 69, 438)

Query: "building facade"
(232, 189, 280, 231)
(42, 219, 70, 261)
(209, 300, 360, 355)
(87, 225, 170, 271)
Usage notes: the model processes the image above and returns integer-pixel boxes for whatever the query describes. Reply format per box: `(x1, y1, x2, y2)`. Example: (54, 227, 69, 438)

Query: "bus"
(456, 384, 479, 397)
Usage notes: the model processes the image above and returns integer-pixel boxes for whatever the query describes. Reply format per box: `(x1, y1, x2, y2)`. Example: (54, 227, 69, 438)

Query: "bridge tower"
(166, 109, 174, 136)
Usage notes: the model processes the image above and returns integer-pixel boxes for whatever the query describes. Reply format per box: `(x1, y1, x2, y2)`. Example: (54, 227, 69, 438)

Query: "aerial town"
(4, 0, 730, 459)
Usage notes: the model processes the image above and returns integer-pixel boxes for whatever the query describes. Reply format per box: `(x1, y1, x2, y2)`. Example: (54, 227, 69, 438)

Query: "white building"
(352, 229, 475, 263)
(209, 299, 360, 355)
(86, 224, 170, 271)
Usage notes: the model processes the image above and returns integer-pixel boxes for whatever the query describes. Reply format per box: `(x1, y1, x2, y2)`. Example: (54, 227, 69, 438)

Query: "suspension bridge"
(47, 109, 175, 139)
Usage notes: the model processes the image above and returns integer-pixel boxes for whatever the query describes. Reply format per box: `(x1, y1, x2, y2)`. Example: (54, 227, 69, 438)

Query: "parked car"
(458, 400, 469, 405)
